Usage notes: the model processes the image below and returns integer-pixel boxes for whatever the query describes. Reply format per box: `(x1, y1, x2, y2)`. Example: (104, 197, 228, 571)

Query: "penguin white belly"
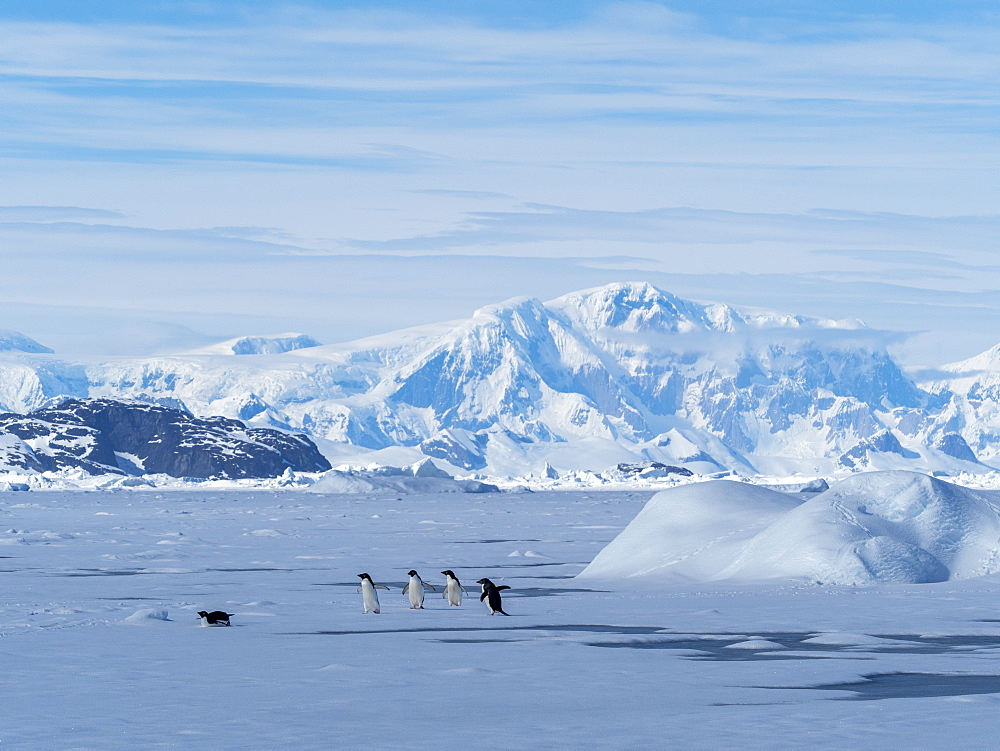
(361, 579, 381, 614)
(445, 580, 462, 606)
(407, 577, 425, 609)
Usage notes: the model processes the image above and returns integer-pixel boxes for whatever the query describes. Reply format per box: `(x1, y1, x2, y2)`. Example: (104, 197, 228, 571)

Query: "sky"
(1, 0, 998, 365)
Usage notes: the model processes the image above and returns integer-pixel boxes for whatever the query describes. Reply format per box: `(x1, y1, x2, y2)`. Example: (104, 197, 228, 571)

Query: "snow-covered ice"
(580, 471, 1000, 585)
(6, 484, 1000, 748)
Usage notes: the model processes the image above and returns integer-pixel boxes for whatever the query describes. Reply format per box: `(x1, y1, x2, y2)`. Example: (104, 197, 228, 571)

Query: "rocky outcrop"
(0, 398, 330, 479)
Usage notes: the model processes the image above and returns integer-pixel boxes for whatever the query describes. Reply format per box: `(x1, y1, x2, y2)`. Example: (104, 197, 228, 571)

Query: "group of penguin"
(358, 570, 511, 615)
(196, 569, 510, 626)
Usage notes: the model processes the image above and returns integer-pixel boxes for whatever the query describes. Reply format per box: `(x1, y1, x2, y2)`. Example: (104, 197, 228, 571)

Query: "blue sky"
(1, 1, 998, 363)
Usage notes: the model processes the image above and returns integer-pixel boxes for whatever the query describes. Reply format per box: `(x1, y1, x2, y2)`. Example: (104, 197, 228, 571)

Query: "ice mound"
(123, 609, 170, 625)
(578, 471, 1000, 585)
(307, 462, 500, 494)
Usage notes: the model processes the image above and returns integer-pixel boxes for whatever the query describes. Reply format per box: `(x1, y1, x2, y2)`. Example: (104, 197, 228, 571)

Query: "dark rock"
(419, 429, 488, 470)
(935, 432, 979, 463)
(613, 461, 694, 478)
(0, 398, 331, 479)
(839, 429, 917, 468)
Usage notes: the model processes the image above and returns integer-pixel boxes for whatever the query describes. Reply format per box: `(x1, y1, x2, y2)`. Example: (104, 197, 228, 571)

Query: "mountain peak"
(550, 282, 716, 334)
(0, 330, 54, 354)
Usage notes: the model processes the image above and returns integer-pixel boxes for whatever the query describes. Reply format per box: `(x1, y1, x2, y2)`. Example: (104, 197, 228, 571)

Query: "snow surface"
(580, 471, 1000, 585)
(7, 486, 1000, 748)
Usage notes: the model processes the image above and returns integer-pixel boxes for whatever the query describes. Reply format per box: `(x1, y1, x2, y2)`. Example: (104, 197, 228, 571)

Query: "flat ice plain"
(7, 488, 1000, 749)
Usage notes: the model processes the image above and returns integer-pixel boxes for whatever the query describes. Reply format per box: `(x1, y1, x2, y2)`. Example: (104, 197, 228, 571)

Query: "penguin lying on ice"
(402, 570, 437, 609)
(475, 578, 511, 616)
(357, 573, 390, 614)
(197, 610, 234, 627)
(441, 569, 468, 607)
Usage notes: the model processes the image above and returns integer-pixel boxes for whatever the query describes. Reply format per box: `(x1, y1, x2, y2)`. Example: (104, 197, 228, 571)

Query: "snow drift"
(307, 460, 500, 494)
(578, 471, 1000, 585)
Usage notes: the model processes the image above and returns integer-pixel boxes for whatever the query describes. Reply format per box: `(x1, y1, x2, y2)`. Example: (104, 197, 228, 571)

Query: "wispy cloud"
(1, 3, 999, 364)
(2, 5, 998, 165)
(0, 205, 125, 221)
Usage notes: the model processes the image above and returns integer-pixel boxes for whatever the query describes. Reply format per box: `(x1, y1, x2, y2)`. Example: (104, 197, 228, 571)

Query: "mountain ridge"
(0, 282, 995, 477)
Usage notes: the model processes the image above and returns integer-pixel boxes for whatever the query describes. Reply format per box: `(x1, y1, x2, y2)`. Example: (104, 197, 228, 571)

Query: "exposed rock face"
(934, 433, 979, 463)
(0, 398, 330, 478)
(607, 462, 694, 480)
(418, 429, 488, 470)
(839, 429, 917, 469)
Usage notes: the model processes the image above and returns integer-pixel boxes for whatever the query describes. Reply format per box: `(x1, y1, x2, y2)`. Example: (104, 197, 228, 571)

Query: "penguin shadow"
(296, 624, 673, 637)
(452, 539, 542, 544)
(498, 586, 608, 598)
(95, 596, 161, 601)
(490, 562, 588, 569)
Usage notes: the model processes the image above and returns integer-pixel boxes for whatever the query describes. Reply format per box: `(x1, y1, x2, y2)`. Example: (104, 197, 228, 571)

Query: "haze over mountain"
(1, 282, 997, 477)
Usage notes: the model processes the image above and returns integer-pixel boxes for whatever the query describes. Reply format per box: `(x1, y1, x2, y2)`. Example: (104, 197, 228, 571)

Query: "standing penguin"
(402, 570, 436, 609)
(440, 570, 468, 607)
(476, 578, 511, 616)
(357, 573, 390, 614)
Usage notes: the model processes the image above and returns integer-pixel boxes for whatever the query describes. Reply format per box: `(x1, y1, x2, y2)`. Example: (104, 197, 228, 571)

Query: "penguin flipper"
(423, 583, 437, 592)
(402, 583, 410, 594)
(460, 586, 469, 594)
(496, 586, 511, 591)
(480, 592, 488, 601)
(375, 585, 390, 591)
(357, 586, 363, 593)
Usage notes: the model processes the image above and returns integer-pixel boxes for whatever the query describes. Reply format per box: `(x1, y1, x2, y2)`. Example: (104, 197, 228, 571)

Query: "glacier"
(0, 281, 996, 477)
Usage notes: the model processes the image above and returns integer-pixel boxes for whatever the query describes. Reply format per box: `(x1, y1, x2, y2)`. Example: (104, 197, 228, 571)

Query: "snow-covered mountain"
(0, 282, 994, 476)
(0, 330, 53, 354)
(919, 345, 1000, 468)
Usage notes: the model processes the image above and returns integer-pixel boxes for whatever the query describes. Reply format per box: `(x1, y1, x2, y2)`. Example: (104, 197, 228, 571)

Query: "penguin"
(197, 610, 234, 627)
(357, 573, 390, 614)
(475, 578, 511, 616)
(402, 570, 436, 609)
(440, 569, 468, 607)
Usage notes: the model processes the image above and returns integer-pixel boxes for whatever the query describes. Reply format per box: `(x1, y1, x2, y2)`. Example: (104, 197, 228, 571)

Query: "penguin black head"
(407, 569, 419, 577)
(357, 573, 372, 581)
(441, 569, 455, 577)
(476, 578, 493, 586)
